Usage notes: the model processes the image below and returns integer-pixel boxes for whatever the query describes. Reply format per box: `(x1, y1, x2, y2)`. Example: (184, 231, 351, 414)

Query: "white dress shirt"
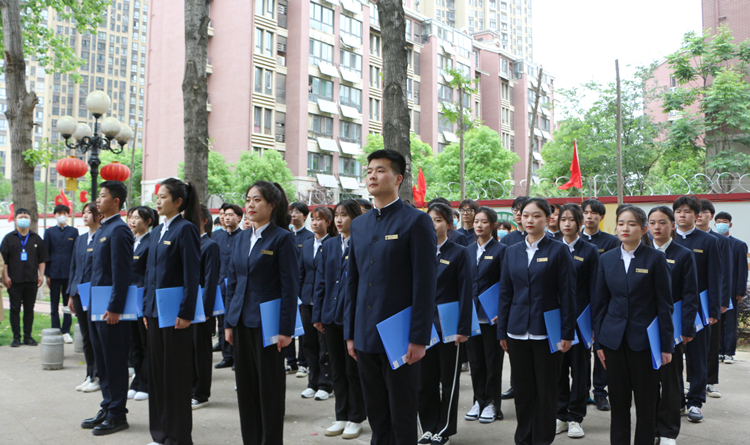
(159, 214, 179, 241)
(100, 214, 120, 225)
(436, 238, 448, 256)
(582, 229, 599, 241)
(653, 237, 672, 254)
(563, 236, 579, 253)
(476, 238, 490, 265)
(341, 235, 350, 256)
(676, 226, 695, 239)
(620, 242, 640, 273)
(293, 225, 306, 234)
(133, 232, 146, 252)
(508, 236, 547, 341)
(249, 222, 270, 255)
(373, 197, 400, 216)
(87, 230, 95, 245)
(313, 234, 328, 259)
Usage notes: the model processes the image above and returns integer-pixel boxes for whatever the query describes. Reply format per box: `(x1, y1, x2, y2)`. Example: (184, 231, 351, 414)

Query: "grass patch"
(0, 309, 77, 346)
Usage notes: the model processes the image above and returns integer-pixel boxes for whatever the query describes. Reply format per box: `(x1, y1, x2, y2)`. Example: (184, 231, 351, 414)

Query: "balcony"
(206, 57, 213, 74)
(207, 94, 212, 112)
(446, 0, 455, 11)
(207, 20, 214, 37)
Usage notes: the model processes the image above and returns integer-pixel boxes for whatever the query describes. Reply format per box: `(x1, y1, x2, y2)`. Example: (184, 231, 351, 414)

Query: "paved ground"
(1, 307, 749, 444)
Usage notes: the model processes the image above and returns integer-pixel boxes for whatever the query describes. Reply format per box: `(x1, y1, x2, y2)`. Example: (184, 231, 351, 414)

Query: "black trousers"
(684, 326, 709, 408)
(90, 319, 131, 420)
(49, 278, 72, 334)
(592, 344, 608, 397)
(707, 317, 721, 385)
(193, 316, 214, 402)
(146, 317, 194, 445)
(418, 340, 461, 438)
(603, 341, 659, 445)
(299, 304, 332, 391)
(234, 323, 286, 445)
(720, 299, 738, 356)
(285, 335, 306, 367)
(656, 342, 684, 440)
(72, 294, 97, 379)
(7, 282, 37, 340)
(358, 350, 420, 445)
(508, 338, 562, 445)
(129, 317, 148, 392)
(557, 342, 589, 423)
(324, 323, 366, 423)
(218, 314, 234, 360)
(466, 323, 504, 410)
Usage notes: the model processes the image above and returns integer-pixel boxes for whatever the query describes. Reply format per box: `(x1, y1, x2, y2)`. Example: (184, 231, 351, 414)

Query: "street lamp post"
(55, 91, 133, 201)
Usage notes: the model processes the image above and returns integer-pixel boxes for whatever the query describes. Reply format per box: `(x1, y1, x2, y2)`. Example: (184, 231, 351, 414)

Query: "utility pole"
(615, 60, 623, 206)
(526, 67, 544, 196)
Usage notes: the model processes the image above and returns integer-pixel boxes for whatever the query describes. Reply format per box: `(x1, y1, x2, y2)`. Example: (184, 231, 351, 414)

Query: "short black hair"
(200, 205, 213, 237)
(224, 204, 244, 217)
(429, 197, 452, 207)
(521, 197, 552, 217)
(475, 206, 498, 239)
(100, 180, 128, 210)
(289, 202, 310, 217)
(715, 211, 732, 222)
(367, 149, 406, 177)
(498, 221, 513, 231)
(220, 203, 232, 211)
(550, 203, 561, 213)
(648, 206, 675, 223)
(672, 195, 701, 214)
(427, 202, 453, 223)
(581, 198, 606, 216)
(54, 204, 71, 214)
(14, 208, 31, 217)
(560, 203, 583, 231)
(511, 196, 529, 210)
(459, 199, 479, 211)
(214, 217, 221, 225)
(699, 199, 715, 216)
(356, 198, 372, 211)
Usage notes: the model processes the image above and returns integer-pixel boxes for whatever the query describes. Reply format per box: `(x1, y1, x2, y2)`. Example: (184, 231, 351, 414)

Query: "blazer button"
(377, 216, 382, 222)
(369, 282, 373, 287)
(334, 297, 337, 300)
(370, 259, 375, 264)
(335, 280, 339, 284)
(372, 237, 377, 242)
(368, 305, 372, 309)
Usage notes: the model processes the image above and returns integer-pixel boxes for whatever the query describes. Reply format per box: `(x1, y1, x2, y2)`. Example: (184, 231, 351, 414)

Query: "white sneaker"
(568, 421, 584, 438)
(724, 356, 735, 364)
(325, 420, 347, 436)
(342, 422, 362, 439)
(82, 378, 100, 393)
(62, 306, 72, 315)
(556, 420, 569, 434)
(128, 367, 135, 378)
(706, 385, 721, 398)
(127, 389, 137, 399)
(296, 366, 308, 378)
(479, 402, 496, 424)
(301, 388, 316, 398)
(660, 438, 676, 445)
(465, 401, 481, 421)
(134, 391, 149, 401)
(191, 399, 209, 410)
(76, 377, 91, 392)
(62, 333, 74, 344)
(314, 389, 331, 401)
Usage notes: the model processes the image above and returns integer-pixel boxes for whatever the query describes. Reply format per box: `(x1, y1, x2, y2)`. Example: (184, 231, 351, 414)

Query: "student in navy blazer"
(501, 196, 530, 246)
(555, 204, 599, 438)
(418, 203, 474, 444)
(81, 181, 133, 436)
(714, 211, 748, 360)
(648, 206, 699, 444)
(593, 205, 674, 445)
(224, 181, 299, 445)
(298, 206, 335, 400)
(44, 203, 79, 337)
(464, 207, 507, 424)
(142, 179, 201, 445)
(67, 203, 101, 392)
(430, 198, 469, 247)
(497, 198, 576, 445)
(456, 199, 479, 243)
(212, 203, 243, 369)
(312, 200, 366, 438)
(289, 201, 314, 371)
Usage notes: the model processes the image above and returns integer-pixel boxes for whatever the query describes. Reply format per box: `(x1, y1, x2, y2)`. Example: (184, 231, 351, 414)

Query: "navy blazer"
(448, 229, 469, 246)
(294, 227, 315, 259)
(142, 215, 201, 321)
(729, 236, 749, 297)
(567, 238, 599, 318)
(497, 235, 576, 341)
(709, 229, 733, 308)
(593, 243, 674, 353)
(501, 229, 526, 246)
(213, 228, 243, 282)
(663, 241, 700, 338)
(547, 230, 564, 241)
(44, 225, 79, 278)
(200, 235, 221, 316)
(456, 227, 476, 244)
(345, 199, 437, 353)
(581, 229, 620, 254)
(466, 238, 507, 305)
(313, 235, 349, 326)
(435, 240, 475, 337)
(299, 235, 327, 305)
(131, 232, 150, 288)
(224, 223, 299, 336)
(91, 215, 133, 314)
(673, 228, 722, 319)
(67, 233, 94, 297)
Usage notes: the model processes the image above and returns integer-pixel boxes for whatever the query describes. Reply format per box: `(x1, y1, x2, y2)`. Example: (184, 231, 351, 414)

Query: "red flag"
(7, 203, 13, 222)
(54, 189, 72, 208)
(558, 140, 582, 190)
(413, 166, 427, 204)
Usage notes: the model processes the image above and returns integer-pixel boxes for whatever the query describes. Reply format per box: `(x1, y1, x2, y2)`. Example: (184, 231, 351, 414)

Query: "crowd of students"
(2, 147, 747, 445)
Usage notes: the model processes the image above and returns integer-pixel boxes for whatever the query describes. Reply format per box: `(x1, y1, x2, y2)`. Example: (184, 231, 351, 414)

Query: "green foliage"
(0, 178, 12, 201)
(178, 150, 234, 197)
(23, 139, 66, 167)
(440, 67, 480, 130)
(77, 148, 143, 204)
(231, 150, 296, 201)
(360, 132, 435, 185)
(707, 151, 750, 174)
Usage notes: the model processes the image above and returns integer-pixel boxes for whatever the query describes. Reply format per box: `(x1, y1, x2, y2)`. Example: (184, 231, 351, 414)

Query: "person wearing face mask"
(497, 221, 513, 241)
(1, 208, 49, 348)
(43, 204, 79, 344)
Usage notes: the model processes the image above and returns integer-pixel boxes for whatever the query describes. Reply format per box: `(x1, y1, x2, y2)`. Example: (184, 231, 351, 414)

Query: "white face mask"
(56, 216, 68, 225)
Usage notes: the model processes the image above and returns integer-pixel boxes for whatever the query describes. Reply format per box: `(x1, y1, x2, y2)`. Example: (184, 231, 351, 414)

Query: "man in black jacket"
(44, 204, 79, 343)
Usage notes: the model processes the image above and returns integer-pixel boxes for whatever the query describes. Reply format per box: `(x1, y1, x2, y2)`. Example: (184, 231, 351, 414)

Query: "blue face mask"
(498, 229, 509, 239)
(715, 223, 730, 234)
(16, 218, 31, 229)
(289, 224, 295, 231)
(453, 219, 459, 229)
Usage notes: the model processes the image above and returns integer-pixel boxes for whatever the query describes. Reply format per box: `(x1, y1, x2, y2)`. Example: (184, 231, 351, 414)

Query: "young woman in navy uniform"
(496, 198, 576, 445)
(143, 179, 202, 445)
(224, 181, 299, 445)
(593, 205, 674, 445)
(312, 199, 365, 439)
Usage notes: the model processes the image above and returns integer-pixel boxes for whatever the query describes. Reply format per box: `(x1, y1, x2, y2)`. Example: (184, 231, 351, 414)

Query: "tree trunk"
(458, 84, 465, 200)
(526, 68, 543, 196)
(377, 0, 412, 204)
(182, 0, 210, 202)
(1, 0, 40, 231)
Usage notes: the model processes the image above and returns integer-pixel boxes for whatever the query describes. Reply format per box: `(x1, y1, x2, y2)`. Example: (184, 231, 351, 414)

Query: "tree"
(178, 150, 234, 197)
(360, 132, 435, 186)
(231, 151, 296, 201)
(0, 0, 107, 231)
(433, 125, 519, 200)
(182, 0, 210, 201)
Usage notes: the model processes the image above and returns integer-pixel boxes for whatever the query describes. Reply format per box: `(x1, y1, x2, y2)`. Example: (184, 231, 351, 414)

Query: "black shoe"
(81, 410, 108, 429)
(496, 409, 504, 421)
(215, 359, 233, 369)
(23, 337, 38, 346)
(595, 395, 611, 411)
(212, 342, 221, 352)
(10, 338, 21, 348)
(92, 418, 129, 436)
(501, 387, 514, 399)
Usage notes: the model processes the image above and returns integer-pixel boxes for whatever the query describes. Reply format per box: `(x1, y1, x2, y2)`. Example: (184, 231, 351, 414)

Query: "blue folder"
(470, 301, 481, 336)
(376, 306, 440, 370)
(77, 282, 91, 312)
(136, 287, 144, 318)
(729, 296, 734, 311)
(647, 317, 663, 369)
(90, 286, 139, 321)
(698, 290, 709, 325)
(543, 308, 579, 353)
(576, 304, 594, 349)
(212, 285, 225, 316)
(155, 287, 204, 328)
(695, 312, 704, 333)
(672, 300, 683, 345)
(295, 306, 304, 337)
(260, 298, 300, 346)
(194, 288, 206, 324)
(477, 282, 500, 325)
(437, 301, 460, 343)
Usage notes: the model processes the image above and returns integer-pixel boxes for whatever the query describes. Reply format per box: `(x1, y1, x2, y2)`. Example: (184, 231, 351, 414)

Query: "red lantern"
(56, 156, 88, 191)
(79, 190, 89, 203)
(100, 161, 131, 182)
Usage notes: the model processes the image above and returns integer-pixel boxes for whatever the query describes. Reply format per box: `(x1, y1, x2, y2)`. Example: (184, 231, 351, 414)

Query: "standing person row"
(45, 204, 78, 344)
(456, 199, 478, 243)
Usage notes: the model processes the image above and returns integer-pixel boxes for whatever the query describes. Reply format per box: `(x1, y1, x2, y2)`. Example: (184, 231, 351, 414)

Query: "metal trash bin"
(41, 328, 64, 370)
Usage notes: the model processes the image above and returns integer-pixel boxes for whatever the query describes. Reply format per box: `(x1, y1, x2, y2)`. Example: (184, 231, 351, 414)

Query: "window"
(339, 121, 361, 144)
(339, 85, 362, 112)
(438, 54, 452, 76)
(438, 84, 452, 103)
(308, 114, 333, 139)
(405, 19, 411, 40)
(370, 34, 381, 57)
(256, 0, 274, 19)
(369, 98, 380, 122)
(340, 49, 362, 78)
(670, 77, 677, 88)
(308, 152, 332, 173)
(0, 135, 6, 145)
(309, 3, 334, 34)
(412, 110, 420, 135)
(309, 76, 333, 101)
(339, 157, 361, 177)
(253, 106, 274, 134)
(369, 65, 381, 88)
(254, 67, 273, 95)
(309, 39, 333, 66)
(254, 28, 273, 57)
(276, 73, 286, 104)
(341, 16, 362, 44)
(0, 120, 7, 130)
(438, 113, 453, 133)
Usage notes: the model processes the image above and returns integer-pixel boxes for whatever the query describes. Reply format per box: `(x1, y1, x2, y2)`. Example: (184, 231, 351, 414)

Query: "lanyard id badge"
(18, 232, 29, 262)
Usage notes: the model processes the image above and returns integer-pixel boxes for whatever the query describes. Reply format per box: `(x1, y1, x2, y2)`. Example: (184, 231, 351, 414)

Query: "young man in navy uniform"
(501, 196, 530, 246)
(288, 201, 314, 375)
(345, 149, 437, 445)
(456, 199, 478, 243)
(81, 181, 134, 435)
(212, 203, 243, 369)
(44, 204, 79, 343)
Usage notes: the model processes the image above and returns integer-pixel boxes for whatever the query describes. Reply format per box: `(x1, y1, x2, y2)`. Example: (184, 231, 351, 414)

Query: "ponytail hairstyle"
(132, 206, 158, 229)
(427, 202, 453, 224)
(246, 181, 291, 230)
(200, 204, 213, 238)
(160, 178, 202, 228)
(334, 199, 363, 221)
(475, 206, 498, 240)
(648, 205, 676, 240)
(616, 204, 651, 247)
(85, 202, 102, 224)
(311, 206, 338, 238)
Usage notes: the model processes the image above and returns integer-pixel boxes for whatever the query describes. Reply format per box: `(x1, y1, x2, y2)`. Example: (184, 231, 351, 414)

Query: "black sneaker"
(432, 434, 451, 445)
(418, 432, 433, 444)
(10, 338, 21, 348)
(23, 337, 38, 346)
(595, 395, 611, 411)
(501, 387, 514, 399)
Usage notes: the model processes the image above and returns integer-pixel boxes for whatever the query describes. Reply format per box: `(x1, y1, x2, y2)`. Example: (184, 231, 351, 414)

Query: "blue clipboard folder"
(90, 286, 139, 321)
(647, 317, 663, 370)
(376, 306, 440, 370)
(156, 287, 205, 328)
(135, 287, 144, 318)
(477, 282, 500, 325)
(672, 300, 683, 345)
(212, 285, 225, 316)
(543, 308, 579, 353)
(576, 304, 594, 350)
(77, 282, 91, 312)
(259, 298, 302, 347)
(470, 301, 481, 336)
(698, 290, 709, 326)
(438, 301, 481, 343)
